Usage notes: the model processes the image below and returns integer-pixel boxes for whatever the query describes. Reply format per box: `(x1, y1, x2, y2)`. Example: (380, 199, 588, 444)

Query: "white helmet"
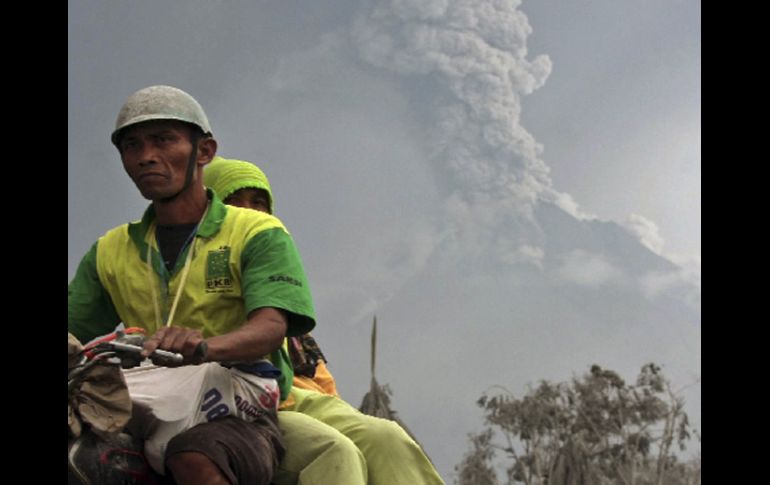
(111, 85, 212, 146)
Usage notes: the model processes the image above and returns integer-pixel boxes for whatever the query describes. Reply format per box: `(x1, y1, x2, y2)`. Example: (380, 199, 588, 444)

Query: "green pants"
(275, 387, 445, 485)
(274, 410, 367, 485)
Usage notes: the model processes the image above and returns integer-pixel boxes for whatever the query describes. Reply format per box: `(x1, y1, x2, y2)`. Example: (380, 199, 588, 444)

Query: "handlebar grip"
(152, 348, 185, 365)
(108, 342, 184, 365)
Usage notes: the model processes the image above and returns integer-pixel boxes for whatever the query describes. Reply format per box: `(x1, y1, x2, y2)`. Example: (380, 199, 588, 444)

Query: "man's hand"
(141, 327, 208, 366)
(141, 308, 286, 365)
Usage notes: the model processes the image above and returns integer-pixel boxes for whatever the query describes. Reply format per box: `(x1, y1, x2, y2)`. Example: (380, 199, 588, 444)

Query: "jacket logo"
(206, 246, 233, 292)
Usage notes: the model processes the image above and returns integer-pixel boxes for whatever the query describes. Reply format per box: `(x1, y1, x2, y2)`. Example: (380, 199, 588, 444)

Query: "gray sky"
(69, 0, 700, 480)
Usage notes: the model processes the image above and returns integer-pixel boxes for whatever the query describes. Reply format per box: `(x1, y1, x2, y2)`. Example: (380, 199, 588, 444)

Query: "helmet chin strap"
(160, 131, 201, 203)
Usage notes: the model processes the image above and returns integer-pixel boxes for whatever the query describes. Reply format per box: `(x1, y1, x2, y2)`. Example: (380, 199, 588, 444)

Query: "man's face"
(224, 188, 271, 214)
(118, 120, 197, 201)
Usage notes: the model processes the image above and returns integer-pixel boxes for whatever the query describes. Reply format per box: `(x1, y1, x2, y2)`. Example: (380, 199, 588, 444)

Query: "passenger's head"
(203, 156, 274, 214)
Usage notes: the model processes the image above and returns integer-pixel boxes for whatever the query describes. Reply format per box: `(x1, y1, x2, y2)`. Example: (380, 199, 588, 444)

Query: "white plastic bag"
(123, 362, 279, 474)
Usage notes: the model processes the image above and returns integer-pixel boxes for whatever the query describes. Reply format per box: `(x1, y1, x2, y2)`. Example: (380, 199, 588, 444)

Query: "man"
(68, 85, 316, 484)
(203, 156, 446, 485)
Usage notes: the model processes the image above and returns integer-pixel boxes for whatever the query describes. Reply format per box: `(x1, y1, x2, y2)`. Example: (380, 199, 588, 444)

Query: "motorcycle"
(68, 329, 182, 485)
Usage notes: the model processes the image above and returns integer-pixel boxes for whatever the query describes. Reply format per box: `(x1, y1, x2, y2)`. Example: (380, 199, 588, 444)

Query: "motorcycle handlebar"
(107, 341, 185, 365)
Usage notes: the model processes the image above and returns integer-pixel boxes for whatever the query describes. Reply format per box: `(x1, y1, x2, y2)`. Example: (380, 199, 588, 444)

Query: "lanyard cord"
(146, 201, 210, 330)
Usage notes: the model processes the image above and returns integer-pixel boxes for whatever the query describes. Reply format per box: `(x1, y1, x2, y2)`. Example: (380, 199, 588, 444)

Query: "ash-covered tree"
(455, 363, 700, 485)
(455, 429, 500, 485)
